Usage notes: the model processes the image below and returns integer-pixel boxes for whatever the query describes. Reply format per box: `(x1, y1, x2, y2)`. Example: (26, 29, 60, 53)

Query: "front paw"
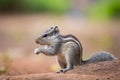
(34, 48, 41, 55)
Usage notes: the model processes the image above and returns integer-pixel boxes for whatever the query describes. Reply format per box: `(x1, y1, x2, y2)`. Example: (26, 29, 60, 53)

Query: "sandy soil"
(0, 58, 120, 80)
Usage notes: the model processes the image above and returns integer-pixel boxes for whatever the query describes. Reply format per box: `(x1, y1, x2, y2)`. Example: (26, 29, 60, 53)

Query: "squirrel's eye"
(43, 34, 48, 37)
(54, 30, 58, 33)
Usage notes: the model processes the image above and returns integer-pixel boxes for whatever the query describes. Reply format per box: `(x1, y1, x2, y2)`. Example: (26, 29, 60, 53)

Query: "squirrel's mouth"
(36, 42, 50, 49)
(35, 39, 51, 49)
(35, 40, 50, 46)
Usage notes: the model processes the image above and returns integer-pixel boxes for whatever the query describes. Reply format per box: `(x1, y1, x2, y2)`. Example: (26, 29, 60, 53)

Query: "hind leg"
(56, 58, 67, 73)
(56, 49, 74, 73)
(56, 58, 66, 68)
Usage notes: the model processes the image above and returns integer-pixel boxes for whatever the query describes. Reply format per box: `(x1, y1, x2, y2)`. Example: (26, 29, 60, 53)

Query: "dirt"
(0, 58, 120, 80)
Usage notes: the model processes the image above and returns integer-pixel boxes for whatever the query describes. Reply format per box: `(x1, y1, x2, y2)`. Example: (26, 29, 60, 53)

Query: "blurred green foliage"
(22, 0, 69, 14)
(88, 0, 120, 19)
(0, 0, 69, 14)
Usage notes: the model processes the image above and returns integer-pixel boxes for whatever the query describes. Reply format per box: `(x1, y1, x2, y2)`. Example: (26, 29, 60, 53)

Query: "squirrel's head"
(35, 26, 60, 45)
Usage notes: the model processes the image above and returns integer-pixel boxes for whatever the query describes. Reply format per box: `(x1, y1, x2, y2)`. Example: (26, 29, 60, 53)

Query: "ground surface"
(0, 58, 120, 80)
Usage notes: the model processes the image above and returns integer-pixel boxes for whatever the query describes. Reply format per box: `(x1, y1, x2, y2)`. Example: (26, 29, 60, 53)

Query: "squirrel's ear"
(55, 26, 58, 29)
(54, 26, 59, 33)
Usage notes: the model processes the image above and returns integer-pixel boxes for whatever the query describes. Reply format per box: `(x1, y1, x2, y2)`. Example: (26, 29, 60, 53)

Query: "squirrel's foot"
(56, 69, 66, 73)
(56, 68, 72, 73)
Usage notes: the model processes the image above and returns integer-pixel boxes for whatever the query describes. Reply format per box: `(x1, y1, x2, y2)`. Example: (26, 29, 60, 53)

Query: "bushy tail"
(84, 51, 117, 64)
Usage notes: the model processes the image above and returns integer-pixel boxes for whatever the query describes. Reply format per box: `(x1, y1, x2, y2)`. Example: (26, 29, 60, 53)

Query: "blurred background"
(0, 0, 120, 75)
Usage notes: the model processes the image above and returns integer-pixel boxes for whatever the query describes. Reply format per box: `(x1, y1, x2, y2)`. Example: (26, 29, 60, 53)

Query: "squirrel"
(34, 26, 117, 73)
